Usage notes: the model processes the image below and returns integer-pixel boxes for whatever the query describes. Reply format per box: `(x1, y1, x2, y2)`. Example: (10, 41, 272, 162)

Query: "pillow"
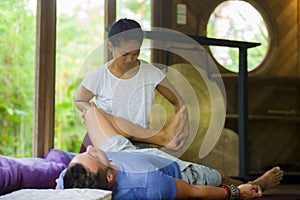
(0, 149, 75, 195)
(44, 149, 76, 166)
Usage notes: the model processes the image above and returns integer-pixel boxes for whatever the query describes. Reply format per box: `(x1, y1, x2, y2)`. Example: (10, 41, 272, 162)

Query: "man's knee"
(217, 169, 230, 184)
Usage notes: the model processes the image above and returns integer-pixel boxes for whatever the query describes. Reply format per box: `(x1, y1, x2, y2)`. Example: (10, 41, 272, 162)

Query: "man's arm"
(174, 179, 262, 200)
(175, 179, 226, 200)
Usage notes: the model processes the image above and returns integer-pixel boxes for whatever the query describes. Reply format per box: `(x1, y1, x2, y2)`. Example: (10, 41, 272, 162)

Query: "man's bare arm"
(174, 179, 262, 200)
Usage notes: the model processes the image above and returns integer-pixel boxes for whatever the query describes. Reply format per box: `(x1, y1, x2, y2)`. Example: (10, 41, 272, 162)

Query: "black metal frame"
(144, 31, 260, 179)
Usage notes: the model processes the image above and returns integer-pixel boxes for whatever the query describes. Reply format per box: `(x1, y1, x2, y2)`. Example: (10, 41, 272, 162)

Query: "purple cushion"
(0, 149, 76, 195)
(44, 149, 76, 166)
(79, 133, 92, 153)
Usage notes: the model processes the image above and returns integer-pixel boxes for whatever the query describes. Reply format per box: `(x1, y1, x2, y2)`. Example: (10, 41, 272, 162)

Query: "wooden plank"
(277, 0, 295, 24)
(298, 0, 300, 76)
(104, 0, 116, 62)
(34, 0, 56, 157)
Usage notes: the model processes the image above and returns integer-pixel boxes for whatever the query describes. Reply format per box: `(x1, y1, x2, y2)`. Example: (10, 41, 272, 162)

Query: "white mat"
(0, 189, 112, 200)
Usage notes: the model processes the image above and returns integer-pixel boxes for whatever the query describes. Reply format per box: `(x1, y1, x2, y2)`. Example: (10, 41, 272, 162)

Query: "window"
(0, 0, 36, 156)
(117, 0, 151, 63)
(55, 0, 105, 152)
(55, 0, 152, 152)
(0, 0, 152, 156)
(206, 0, 269, 72)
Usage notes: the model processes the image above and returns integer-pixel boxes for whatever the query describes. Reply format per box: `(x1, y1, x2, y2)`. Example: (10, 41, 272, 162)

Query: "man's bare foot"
(250, 166, 284, 191)
(163, 106, 188, 150)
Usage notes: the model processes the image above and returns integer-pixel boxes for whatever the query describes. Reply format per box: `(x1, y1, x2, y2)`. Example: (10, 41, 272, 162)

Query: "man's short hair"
(63, 163, 108, 190)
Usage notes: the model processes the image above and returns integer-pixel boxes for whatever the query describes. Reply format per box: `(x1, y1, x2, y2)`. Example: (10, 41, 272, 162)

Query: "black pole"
(238, 47, 249, 178)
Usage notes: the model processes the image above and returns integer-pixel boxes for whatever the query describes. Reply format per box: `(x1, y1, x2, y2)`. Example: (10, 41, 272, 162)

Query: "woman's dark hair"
(108, 18, 144, 47)
(63, 163, 108, 190)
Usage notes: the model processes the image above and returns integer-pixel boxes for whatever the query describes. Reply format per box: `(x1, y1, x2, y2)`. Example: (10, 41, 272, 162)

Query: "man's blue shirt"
(106, 151, 182, 200)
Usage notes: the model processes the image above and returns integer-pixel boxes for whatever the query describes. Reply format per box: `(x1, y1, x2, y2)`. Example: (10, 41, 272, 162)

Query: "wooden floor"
(264, 184, 300, 195)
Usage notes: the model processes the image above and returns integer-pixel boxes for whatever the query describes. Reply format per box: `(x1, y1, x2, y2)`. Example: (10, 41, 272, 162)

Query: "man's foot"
(164, 106, 188, 150)
(250, 166, 284, 191)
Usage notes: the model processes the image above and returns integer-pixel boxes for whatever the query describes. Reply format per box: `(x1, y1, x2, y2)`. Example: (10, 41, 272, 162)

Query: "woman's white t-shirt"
(82, 60, 166, 128)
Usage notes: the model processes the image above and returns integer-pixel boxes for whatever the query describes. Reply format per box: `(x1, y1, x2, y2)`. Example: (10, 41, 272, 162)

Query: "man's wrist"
(228, 184, 240, 200)
(220, 184, 240, 200)
(220, 184, 231, 200)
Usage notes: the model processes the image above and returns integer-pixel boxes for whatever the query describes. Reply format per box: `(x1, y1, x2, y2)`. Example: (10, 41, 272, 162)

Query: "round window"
(206, 1, 269, 72)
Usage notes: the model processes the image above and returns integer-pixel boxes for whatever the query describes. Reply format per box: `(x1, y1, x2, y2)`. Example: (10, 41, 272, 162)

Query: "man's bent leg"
(84, 107, 119, 149)
(101, 135, 137, 152)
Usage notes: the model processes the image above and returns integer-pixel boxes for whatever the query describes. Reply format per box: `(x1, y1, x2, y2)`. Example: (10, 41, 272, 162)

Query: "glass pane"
(207, 0, 269, 72)
(55, 0, 105, 152)
(0, 0, 36, 157)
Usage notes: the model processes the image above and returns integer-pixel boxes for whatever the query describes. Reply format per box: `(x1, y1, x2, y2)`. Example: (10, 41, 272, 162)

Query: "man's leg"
(219, 166, 284, 191)
(84, 106, 138, 152)
(84, 106, 119, 149)
(249, 167, 284, 190)
(84, 105, 188, 152)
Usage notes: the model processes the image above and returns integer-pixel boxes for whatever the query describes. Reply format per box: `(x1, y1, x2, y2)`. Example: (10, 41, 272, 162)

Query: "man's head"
(62, 146, 114, 190)
(63, 163, 108, 189)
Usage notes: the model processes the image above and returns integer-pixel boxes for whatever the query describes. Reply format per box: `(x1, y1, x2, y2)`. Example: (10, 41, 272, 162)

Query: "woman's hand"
(238, 183, 262, 199)
(165, 105, 189, 151)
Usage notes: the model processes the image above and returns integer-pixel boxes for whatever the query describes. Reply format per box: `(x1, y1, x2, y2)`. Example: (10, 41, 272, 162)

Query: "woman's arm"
(156, 78, 189, 149)
(156, 78, 183, 112)
(74, 86, 95, 112)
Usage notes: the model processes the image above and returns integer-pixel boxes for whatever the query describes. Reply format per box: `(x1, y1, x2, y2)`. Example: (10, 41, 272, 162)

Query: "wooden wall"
(152, 0, 300, 176)
(153, 0, 300, 77)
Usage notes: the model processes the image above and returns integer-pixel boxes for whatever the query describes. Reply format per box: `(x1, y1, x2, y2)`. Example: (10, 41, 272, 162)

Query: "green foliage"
(54, 2, 105, 153)
(123, 0, 151, 20)
(117, 0, 152, 63)
(0, 0, 35, 157)
(1, 0, 151, 156)
(206, 2, 268, 73)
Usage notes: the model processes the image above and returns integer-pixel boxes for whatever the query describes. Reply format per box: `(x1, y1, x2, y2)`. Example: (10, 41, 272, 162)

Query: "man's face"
(70, 145, 110, 174)
(110, 40, 141, 70)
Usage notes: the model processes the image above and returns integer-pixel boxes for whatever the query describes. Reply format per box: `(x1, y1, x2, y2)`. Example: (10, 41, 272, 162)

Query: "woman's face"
(109, 40, 141, 70)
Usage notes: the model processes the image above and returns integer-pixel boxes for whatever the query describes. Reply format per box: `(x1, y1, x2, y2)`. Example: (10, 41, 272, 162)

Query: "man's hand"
(238, 183, 262, 199)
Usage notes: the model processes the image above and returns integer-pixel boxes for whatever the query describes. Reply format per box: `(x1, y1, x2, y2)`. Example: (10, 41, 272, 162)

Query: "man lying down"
(0, 106, 284, 199)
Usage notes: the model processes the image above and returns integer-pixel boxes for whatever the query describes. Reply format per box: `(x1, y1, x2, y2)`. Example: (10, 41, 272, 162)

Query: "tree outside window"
(207, 1, 269, 72)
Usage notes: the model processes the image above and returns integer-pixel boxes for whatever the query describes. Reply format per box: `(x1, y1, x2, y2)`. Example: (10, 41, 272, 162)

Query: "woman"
(75, 18, 189, 150)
